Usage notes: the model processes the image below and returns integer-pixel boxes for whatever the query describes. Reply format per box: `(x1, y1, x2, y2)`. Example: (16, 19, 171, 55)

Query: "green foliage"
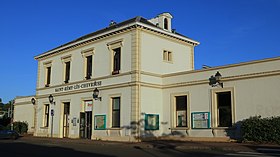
(240, 116, 280, 144)
(12, 121, 28, 134)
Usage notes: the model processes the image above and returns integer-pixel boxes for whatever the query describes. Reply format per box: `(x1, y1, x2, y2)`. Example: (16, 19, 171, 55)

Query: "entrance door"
(79, 112, 86, 138)
(85, 111, 92, 139)
(80, 111, 92, 139)
(63, 102, 70, 138)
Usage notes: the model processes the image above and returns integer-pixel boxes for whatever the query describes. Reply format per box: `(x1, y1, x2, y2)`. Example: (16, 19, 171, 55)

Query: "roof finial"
(109, 20, 117, 26)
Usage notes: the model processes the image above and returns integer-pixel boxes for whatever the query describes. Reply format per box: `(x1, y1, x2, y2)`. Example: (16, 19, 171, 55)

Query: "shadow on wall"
(121, 112, 186, 141)
(224, 121, 242, 141)
(121, 112, 245, 141)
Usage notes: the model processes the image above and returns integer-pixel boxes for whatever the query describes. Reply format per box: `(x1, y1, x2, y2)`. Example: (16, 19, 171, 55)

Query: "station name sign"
(55, 81, 102, 93)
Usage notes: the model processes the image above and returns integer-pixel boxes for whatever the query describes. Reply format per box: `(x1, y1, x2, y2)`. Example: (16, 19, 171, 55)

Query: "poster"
(145, 114, 159, 130)
(85, 101, 93, 112)
(94, 115, 106, 130)
(191, 112, 210, 129)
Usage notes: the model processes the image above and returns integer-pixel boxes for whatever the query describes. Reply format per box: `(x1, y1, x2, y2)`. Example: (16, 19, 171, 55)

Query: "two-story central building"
(26, 13, 280, 141)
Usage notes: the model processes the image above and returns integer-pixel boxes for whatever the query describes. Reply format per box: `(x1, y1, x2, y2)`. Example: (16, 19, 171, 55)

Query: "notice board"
(191, 112, 210, 129)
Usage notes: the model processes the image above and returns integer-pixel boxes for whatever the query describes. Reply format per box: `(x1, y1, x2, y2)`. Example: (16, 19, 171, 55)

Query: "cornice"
(163, 56, 280, 78)
(35, 69, 280, 98)
(36, 71, 135, 91)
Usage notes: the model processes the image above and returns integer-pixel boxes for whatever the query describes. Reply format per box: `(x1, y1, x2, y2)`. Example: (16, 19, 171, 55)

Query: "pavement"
(19, 135, 280, 153)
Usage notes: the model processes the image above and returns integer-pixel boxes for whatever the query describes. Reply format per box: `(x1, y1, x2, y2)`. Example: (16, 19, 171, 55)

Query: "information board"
(145, 114, 159, 130)
(94, 115, 106, 130)
(191, 112, 210, 129)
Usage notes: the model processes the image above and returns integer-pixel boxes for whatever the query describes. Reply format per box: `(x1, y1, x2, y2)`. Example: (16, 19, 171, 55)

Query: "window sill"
(85, 76, 92, 80)
(163, 60, 173, 64)
(107, 127, 122, 130)
(112, 70, 120, 75)
(40, 127, 49, 129)
(212, 127, 235, 130)
(170, 127, 189, 130)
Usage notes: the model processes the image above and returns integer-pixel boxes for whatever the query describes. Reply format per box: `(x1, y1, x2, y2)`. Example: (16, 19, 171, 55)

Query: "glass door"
(79, 112, 86, 138)
(63, 102, 70, 138)
(85, 111, 92, 139)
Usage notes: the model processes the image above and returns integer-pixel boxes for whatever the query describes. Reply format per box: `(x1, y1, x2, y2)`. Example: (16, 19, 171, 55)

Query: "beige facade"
(14, 96, 35, 134)
(15, 13, 280, 141)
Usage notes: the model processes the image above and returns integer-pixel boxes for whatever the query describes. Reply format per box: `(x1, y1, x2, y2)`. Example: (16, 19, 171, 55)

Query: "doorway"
(80, 111, 92, 139)
(80, 100, 93, 139)
(63, 102, 70, 138)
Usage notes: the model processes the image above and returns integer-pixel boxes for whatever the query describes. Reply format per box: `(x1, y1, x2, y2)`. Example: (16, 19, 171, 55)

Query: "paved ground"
(0, 136, 279, 157)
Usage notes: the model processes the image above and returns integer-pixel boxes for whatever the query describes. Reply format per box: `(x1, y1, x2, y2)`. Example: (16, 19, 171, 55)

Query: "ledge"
(170, 127, 189, 130)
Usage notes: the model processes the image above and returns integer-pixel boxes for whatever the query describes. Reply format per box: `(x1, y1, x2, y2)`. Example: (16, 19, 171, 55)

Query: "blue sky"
(0, 0, 279, 103)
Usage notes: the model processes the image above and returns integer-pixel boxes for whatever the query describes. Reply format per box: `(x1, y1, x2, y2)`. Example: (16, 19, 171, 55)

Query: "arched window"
(164, 18, 168, 30)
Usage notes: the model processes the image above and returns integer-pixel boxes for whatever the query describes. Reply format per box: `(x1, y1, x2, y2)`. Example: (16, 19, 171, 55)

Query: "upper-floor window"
(64, 61, 71, 83)
(112, 47, 121, 75)
(45, 66, 51, 87)
(61, 55, 72, 84)
(86, 55, 93, 79)
(164, 18, 168, 30)
(163, 50, 172, 62)
(81, 48, 94, 80)
(107, 39, 123, 75)
(43, 61, 52, 87)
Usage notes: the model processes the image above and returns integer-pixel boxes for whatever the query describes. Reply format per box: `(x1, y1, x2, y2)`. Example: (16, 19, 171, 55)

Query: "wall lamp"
(93, 88, 102, 101)
(31, 98, 36, 105)
(209, 71, 223, 88)
(48, 94, 56, 105)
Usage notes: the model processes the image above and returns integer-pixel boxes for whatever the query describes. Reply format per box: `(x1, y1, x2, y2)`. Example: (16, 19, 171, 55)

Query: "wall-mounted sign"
(191, 112, 210, 129)
(145, 114, 159, 130)
(94, 115, 106, 130)
(85, 101, 93, 112)
(55, 81, 101, 93)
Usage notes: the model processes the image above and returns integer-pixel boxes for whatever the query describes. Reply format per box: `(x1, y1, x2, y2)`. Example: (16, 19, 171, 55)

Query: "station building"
(15, 13, 280, 141)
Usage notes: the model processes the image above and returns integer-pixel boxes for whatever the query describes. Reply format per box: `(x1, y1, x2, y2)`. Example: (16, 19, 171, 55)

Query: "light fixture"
(93, 88, 102, 101)
(49, 94, 54, 104)
(31, 98, 36, 105)
(209, 71, 223, 88)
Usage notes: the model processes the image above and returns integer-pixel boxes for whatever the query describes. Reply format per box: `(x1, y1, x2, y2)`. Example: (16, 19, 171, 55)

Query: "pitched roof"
(35, 16, 198, 59)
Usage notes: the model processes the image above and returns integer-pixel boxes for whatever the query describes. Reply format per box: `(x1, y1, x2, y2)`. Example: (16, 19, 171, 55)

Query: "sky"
(0, 0, 279, 103)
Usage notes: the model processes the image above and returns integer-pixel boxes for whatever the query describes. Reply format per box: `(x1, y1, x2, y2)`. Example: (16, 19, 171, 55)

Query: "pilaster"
(130, 27, 141, 140)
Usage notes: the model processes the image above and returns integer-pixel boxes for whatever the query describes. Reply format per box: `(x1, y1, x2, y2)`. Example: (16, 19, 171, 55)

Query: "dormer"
(149, 13, 173, 32)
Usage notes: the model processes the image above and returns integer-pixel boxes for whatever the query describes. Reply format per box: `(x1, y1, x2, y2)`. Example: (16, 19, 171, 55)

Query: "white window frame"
(107, 39, 123, 75)
(61, 55, 72, 84)
(81, 48, 94, 80)
(170, 92, 190, 130)
(211, 87, 235, 128)
(163, 50, 173, 63)
(43, 104, 50, 127)
(43, 61, 52, 87)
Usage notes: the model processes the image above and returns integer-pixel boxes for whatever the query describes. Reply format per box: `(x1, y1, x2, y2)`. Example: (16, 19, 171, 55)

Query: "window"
(85, 55, 92, 79)
(64, 61, 71, 83)
(45, 66, 51, 87)
(112, 97, 120, 127)
(44, 61, 52, 87)
(163, 50, 172, 62)
(164, 18, 168, 30)
(112, 48, 121, 75)
(217, 92, 232, 127)
(175, 96, 188, 127)
(43, 104, 49, 127)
